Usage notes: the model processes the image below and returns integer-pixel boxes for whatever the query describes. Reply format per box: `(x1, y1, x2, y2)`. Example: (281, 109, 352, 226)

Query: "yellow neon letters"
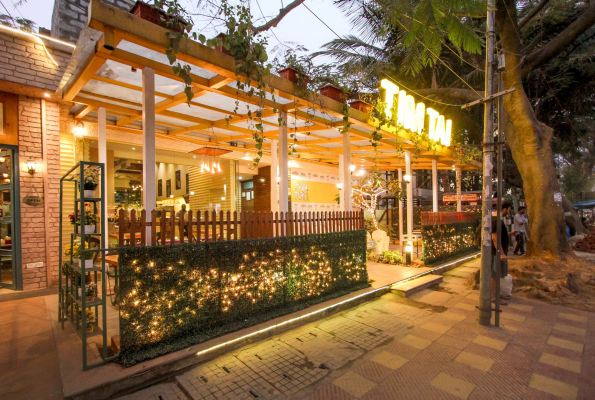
(380, 79, 452, 146)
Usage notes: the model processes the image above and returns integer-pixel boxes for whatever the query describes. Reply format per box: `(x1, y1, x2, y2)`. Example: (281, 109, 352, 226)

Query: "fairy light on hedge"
(116, 231, 368, 366)
(421, 221, 478, 264)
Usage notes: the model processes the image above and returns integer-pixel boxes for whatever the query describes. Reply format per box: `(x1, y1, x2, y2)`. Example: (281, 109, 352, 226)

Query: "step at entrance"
(391, 274, 443, 297)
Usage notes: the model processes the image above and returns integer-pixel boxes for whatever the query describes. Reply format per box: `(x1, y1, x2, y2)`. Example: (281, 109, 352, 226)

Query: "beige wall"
(156, 162, 190, 201)
(188, 159, 235, 213)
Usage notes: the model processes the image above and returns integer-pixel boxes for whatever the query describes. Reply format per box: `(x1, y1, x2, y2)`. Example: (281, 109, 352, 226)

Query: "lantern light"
(26, 159, 37, 175)
(403, 174, 411, 182)
(336, 183, 343, 190)
(350, 164, 356, 172)
(74, 121, 85, 138)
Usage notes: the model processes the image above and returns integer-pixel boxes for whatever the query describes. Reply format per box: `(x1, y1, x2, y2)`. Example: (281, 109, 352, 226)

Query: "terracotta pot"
(130, 1, 188, 33)
(319, 84, 347, 103)
(278, 67, 310, 86)
(214, 33, 232, 56)
(349, 100, 373, 114)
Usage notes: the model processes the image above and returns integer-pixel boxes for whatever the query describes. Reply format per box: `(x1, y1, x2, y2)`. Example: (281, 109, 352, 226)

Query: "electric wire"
(302, 3, 467, 107)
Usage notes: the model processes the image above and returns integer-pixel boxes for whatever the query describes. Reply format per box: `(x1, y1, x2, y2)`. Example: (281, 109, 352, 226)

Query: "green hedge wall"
(422, 221, 479, 265)
(117, 230, 368, 366)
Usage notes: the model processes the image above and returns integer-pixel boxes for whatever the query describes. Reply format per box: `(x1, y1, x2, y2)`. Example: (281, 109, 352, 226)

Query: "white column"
(142, 67, 156, 244)
(338, 156, 344, 211)
(456, 167, 462, 212)
(279, 112, 289, 213)
(405, 150, 413, 236)
(270, 140, 278, 213)
(398, 168, 403, 244)
(432, 159, 439, 212)
(98, 107, 107, 247)
(342, 133, 352, 211)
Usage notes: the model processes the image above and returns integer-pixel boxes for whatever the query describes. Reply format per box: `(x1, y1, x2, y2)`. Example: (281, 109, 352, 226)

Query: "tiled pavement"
(124, 261, 595, 400)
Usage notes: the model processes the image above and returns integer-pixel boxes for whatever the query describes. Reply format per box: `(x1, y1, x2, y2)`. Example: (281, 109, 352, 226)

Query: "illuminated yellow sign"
(380, 79, 451, 147)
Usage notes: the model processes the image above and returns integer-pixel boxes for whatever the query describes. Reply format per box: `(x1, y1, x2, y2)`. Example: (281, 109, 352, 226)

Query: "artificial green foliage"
(422, 221, 478, 265)
(117, 230, 367, 366)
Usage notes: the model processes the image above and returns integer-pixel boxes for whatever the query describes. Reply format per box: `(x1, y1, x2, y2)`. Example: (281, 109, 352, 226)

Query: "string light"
(118, 232, 368, 364)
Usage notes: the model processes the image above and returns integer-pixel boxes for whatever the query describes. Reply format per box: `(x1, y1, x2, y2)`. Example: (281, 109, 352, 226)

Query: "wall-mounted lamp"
(0, 157, 5, 163)
(74, 121, 85, 138)
(336, 183, 343, 190)
(403, 174, 412, 183)
(350, 164, 356, 172)
(358, 169, 366, 176)
(26, 159, 37, 175)
(221, 196, 226, 200)
(190, 191, 195, 195)
(276, 176, 280, 183)
(170, 195, 174, 198)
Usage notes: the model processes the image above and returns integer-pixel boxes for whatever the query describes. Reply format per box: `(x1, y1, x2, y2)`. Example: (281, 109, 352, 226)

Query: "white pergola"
(59, 0, 479, 245)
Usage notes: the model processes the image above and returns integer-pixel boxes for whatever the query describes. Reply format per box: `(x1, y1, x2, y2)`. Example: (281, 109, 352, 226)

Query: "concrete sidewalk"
(0, 295, 63, 400)
(0, 260, 437, 400)
(125, 259, 595, 400)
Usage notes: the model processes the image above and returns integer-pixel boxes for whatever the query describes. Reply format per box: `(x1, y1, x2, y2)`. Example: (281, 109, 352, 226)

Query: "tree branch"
(518, 0, 550, 31)
(522, 2, 595, 77)
(415, 88, 482, 103)
(252, 0, 307, 33)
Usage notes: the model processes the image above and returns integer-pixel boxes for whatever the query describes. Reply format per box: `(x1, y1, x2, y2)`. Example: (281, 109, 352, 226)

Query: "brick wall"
(18, 96, 62, 290)
(0, 32, 70, 92)
(51, 0, 136, 43)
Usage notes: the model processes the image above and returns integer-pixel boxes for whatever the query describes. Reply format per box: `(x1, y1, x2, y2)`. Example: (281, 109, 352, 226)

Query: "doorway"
(0, 146, 20, 290)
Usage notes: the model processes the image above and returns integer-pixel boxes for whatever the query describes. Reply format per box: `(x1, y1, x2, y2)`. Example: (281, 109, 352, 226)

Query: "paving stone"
(508, 303, 533, 312)
(317, 317, 391, 351)
(116, 383, 188, 400)
(454, 351, 494, 372)
(539, 353, 582, 373)
(529, 373, 578, 400)
(441, 312, 467, 322)
(420, 321, 451, 334)
(547, 336, 584, 353)
(472, 335, 507, 351)
(553, 323, 586, 337)
(370, 351, 408, 370)
(558, 313, 587, 323)
(333, 371, 377, 398)
(308, 382, 357, 400)
(454, 302, 476, 311)
(430, 372, 476, 399)
(399, 334, 432, 350)
(500, 312, 526, 322)
(176, 355, 280, 400)
(280, 326, 364, 370)
(352, 360, 394, 383)
(343, 305, 408, 334)
(236, 340, 328, 396)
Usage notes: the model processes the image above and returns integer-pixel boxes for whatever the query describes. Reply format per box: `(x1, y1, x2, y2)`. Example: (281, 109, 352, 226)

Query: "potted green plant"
(85, 309, 96, 334)
(277, 54, 310, 86)
(83, 168, 99, 198)
(349, 99, 373, 114)
(129, 1, 190, 33)
(65, 241, 95, 269)
(83, 204, 99, 235)
(78, 282, 97, 301)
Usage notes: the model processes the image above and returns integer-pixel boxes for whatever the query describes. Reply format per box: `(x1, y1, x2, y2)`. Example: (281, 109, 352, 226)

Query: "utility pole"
(478, 0, 496, 327)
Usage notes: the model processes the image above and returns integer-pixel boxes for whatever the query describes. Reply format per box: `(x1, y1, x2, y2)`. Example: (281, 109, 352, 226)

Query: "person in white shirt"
(513, 206, 528, 255)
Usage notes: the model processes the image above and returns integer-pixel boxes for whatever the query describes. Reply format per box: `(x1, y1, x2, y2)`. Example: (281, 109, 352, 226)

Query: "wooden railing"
(117, 208, 364, 247)
(421, 211, 476, 226)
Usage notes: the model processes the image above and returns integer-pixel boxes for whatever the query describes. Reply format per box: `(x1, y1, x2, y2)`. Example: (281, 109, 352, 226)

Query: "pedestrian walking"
(513, 206, 528, 255)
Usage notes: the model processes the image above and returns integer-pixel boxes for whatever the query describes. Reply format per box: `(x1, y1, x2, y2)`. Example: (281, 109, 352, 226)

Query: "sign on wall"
(291, 180, 339, 203)
(23, 196, 43, 206)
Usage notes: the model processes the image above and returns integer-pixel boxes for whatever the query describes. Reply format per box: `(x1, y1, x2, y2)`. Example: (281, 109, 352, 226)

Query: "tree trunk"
(497, 0, 570, 258)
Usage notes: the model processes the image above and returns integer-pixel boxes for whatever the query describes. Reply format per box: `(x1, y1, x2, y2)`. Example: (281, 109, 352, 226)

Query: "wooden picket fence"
(117, 208, 364, 247)
(420, 211, 476, 226)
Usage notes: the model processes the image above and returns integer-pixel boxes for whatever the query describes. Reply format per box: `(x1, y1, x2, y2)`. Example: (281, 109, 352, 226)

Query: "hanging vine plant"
(156, 0, 275, 167)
